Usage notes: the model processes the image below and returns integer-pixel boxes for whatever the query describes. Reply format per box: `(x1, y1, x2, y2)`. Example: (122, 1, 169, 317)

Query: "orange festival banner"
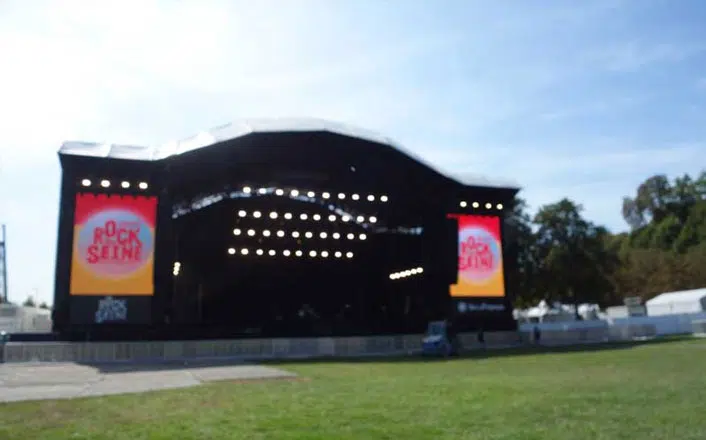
(69, 194, 157, 296)
(448, 214, 506, 298)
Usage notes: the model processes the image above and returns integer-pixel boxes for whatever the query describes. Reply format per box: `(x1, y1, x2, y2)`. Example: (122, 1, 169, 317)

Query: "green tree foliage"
(510, 170, 706, 306)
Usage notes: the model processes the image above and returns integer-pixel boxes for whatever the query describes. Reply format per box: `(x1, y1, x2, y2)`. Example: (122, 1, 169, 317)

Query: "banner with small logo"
(447, 214, 505, 298)
(69, 194, 157, 296)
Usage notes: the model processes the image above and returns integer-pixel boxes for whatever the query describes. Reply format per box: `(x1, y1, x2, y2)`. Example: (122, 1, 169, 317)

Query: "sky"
(1, 0, 705, 305)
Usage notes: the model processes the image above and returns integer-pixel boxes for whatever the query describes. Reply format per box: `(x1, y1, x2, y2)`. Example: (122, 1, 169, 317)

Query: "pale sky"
(1, 0, 705, 305)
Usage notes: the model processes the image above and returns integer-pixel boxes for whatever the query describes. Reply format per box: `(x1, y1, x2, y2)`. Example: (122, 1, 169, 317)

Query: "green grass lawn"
(2, 338, 706, 440)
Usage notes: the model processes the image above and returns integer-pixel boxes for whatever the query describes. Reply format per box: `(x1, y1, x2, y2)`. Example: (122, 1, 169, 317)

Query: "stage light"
(472, 202, 480, 208)
(338, 193, 345, 199)
(307, 191, 315, 198)
(346, 252, 354, 258)
(228, 248, 236, 255)
(241, 248, 249, 255)
(138, 182, 149, 190)
(416, 267, 424, 273)
(359, 234, 367, 240)
(291, 189, 299, 197)
(269, 249, 276, 256)
(300, 213, 308, 220)
(328, 214, 336, 222)
(263, 230, 271, 237)
(313, 214, 321, 221)
(284, 212, 293, 220)
(485, 202, 492, 209)
(380, 195, 388, 202)
(233, 228, 242, 236)
(295, 250, 303, 257)
(269, 212, 278, 219)
(346, 233, 355, 240)
(322, 192, 331, 199)
(319, 232, 328, 239)
(334, 251, 342, 258)
(173, 262, 181, 276)
(356, 216, 364, 223)
(352, 194, 360, 200)
(243, 186, 252, 193)
(367, 195, 375, 201)
(256, 249, 264, 256)
(247, 229, 256, 236)
(389, 274, 396, 280)
(121, 181, 130, 189)
(309, 250, 317, 257)
(292, 231, 300, 238)
(321, 251, 329, 258)
(305, 231, 313, 238)
(276, 230, 285, 237)
(497, 203, 504, 210)
(238, 210, 247, 217)
(369, 216, 377, 223)
(275, 188, 284, 196)
(332, 232, 341, 239)
(81, 179, 91, 186)
(100, 179, 111, 188)
(283, 250, 291, 257)
(253, 211, 262, 218)
(258, 188, 267, 194)
(460, 201, 467, 208)
(342, 216, 350, 222)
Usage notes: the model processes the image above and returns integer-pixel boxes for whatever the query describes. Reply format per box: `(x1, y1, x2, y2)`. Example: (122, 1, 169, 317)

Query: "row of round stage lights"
(172, 262, 181, 276)
(234, 228, 367, 240)
(460, 201, 504, 210)
(243, 186, 388, 203)
(228, 248, 354, 259)
(80, 179, 149, 190)
(237, 210, 376, 224)
(389, 267, 424, 280)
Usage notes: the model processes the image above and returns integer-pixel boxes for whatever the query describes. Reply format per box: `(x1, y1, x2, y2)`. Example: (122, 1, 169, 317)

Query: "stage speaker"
(421, 216, 458, 285)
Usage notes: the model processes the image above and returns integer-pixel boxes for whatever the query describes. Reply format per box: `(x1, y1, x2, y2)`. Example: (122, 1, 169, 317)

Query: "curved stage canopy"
(54, 118, 520, 341)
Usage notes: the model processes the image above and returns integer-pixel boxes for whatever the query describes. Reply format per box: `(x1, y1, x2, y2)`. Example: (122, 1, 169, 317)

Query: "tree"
(38, 302, 51, 310)
(504, 198, 540, 307)
(22, 296, 36, 307)
(533, 199, 616, 311)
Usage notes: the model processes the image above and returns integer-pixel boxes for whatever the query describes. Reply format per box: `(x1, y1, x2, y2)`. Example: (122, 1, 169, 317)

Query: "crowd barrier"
(0, 324, 674, 364)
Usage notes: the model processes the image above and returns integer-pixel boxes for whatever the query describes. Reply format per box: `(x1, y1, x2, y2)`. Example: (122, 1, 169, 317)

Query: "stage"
(52, 118, 519, 341)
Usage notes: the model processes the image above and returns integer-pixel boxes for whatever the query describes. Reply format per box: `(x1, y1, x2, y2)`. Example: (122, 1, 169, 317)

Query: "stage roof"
(59, 117, 520, 190)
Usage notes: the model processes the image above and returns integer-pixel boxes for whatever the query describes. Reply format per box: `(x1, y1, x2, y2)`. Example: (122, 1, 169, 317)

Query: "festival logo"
(448, 215, 506, 298)
(458, 226, 502, 283)
(75, 209, 154, 278)
(70, 194, 157, 296)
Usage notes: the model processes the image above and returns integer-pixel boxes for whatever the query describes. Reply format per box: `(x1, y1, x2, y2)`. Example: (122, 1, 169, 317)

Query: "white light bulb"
(253, 211, 262, 218)
(485, 203, 492, 209)
(256, 249, 264, 256)
(342, 216, 350, 222)
(100, 180, 110, 188)
(290, 189, 299, 197)
(321, 251, 329, 258)
(309, 250, 317, 257)
(300, 213, 308, 220)
(497, 203, 504, 210)
(359, 234, 367, 240)
(305, 231, 313, 238)
(284, 212, 293, 220)
(277, 230, 285, 237)
(233, 229, 242, 236)
(292, 231, 300, 238)
(81, 179, 91, 186)
(269, 212, 278, 219)
(338, 193, 345, 199)
(380, 195, 388, 202)
(283, 250, 291, 257)
(335, 251, 342, 258)
(243, 186, 252, 193)
(241, 248, 249, 255)
(313, 214, 321, 221)
(269, 249, 276, 256)
(346, 252, 354, 258)
(367, 195, 375, 201)
(263, 230, 271, 237)
(258, 188, 267, 194)
(322, 192, 330, 199)
(275, 189, 284, 196)
(347, 233, 354, 240)
(472, 202, 480, 208)
(227, 248, 236, 255)
(352, 194, 360, 200)
(320, 232, 328, 239)
(460, 201, 467, 208)
(238, 210, 247, 217)
(369, 216, 377, 223)
(295, 250, 303, 257)
(121, 181, 130, 189)
(328, 215, 336, 222)
(332, 233, 341, 239)
(356, 216, 364, 223)
(307, 191, 315, 198)
(247, 229, 255, 236)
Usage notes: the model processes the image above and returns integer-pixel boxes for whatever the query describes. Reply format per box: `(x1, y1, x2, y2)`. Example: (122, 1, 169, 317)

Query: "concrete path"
(0, 361, 297, 403)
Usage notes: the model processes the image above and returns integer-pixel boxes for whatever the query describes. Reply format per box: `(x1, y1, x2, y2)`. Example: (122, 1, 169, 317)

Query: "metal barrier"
(692, 320, 706, 336)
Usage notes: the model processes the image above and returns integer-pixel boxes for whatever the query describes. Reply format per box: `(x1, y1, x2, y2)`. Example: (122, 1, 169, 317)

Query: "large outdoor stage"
(52, 119, 519, 341)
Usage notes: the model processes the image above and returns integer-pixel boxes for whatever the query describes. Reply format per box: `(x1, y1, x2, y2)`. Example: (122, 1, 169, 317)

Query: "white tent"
(645, 288, 706, 316)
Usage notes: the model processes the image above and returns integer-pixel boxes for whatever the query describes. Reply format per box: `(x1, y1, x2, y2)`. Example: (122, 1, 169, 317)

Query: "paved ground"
(0, 360, 297, 403)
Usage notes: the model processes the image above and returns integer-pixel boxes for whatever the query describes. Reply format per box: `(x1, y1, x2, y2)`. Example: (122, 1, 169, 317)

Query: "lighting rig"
(77, 178, 150, 191)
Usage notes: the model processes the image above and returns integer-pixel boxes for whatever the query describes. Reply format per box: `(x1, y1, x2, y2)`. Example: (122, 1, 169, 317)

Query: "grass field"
(1, 338, 706, 440)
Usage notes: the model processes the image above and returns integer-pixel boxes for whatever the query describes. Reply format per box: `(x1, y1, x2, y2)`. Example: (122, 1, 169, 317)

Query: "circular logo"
(458, 226, 501, 283)
(76, 209, 154, 279)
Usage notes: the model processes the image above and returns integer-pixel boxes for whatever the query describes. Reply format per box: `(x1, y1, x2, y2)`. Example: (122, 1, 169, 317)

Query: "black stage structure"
(52, 119, 520, 341)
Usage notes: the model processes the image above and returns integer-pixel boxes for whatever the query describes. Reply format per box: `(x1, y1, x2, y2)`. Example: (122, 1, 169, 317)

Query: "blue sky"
(1, 0, 705, 305)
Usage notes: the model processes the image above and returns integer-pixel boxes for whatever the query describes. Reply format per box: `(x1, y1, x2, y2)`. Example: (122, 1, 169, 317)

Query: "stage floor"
(0, 360, 297, 403)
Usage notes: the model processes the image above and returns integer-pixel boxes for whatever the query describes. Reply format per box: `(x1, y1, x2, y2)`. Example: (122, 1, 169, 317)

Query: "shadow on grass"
(79, 335, 699, 374)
